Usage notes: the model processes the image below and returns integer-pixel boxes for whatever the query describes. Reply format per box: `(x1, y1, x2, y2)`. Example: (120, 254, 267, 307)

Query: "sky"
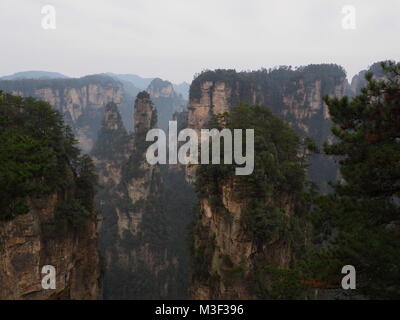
(0, 0, 399, 83)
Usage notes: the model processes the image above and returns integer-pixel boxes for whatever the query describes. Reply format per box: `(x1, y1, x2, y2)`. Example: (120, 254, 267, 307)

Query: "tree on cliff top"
(0, 91, 97, 222)
(194, 103, 313, 299)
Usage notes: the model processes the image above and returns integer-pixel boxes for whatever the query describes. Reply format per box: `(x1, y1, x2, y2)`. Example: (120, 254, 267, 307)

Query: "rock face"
(190, 179, 297, 299)
(0, 75, 127, 153)
(351, 61, 387, 94)
(0, 91, 101, 300)
(95, 92, 182, 299)
(187, 65, 351, 190)
(121, 92, 160, 237)
(147, 78, 186, 131)
(0, 194, 100, 300)
(187, 65, 351, 299)
(91, 102, 133, 188)
(189, 104, 310, 300)
(147, 78, 177, 99)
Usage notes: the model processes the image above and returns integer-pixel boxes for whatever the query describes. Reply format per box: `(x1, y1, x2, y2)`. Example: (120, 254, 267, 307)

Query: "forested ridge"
(0, 91, 97, 226)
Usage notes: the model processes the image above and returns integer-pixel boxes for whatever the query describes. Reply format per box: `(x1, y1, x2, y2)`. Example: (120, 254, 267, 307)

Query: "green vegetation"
(196, 104, 310, 244)
(97, 94, 192, 299)
(192, 103, 312, 298)
(191, 62, 400, 299)
(136, 91, 150, 100)
(190, 64, 346, 102)
(0, 75, 124, 153)
(0, 91, 97, 226)
(190, 65, 345, 191)
(190, 225, 216, 282)
(251, 263, 307, 299)
(306, 61, 400, 299)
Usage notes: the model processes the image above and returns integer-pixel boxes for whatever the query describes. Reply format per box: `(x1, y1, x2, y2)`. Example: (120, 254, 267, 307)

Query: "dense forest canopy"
(0, 91, 97, 222)
(193, 104, 312, 299)
(190, 64, 346, 101)
(0, 74, 121, 93)
(196, 104, 308, 202)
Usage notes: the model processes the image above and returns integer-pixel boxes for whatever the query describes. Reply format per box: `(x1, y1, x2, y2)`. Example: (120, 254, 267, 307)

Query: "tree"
(309, 61, 400, 299)
(0, 91, 97, 225)
(193, 104, 313, 299)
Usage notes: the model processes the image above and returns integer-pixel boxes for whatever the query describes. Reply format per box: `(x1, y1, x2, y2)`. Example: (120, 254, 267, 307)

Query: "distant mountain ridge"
(0, 74, 127, 152)
(146, 78, 187, 131)
(1, 70, 190, 99)
(106, 73, 154, 89)
(0, 70, 69, 80)
(173, 81, 190, 99)
(107, 72, 190, 99)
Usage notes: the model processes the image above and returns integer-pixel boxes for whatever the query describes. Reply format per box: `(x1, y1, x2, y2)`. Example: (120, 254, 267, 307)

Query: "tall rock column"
(147, 78, 186, 132)
(97, 92, 179, 299)
(189, 105, 310, 300)
(121, 92, 160, 236)
(92, 102, 133, 189)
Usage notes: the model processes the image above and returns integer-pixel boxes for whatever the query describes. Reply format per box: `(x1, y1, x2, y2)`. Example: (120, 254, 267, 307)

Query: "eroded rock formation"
(0, 75, 129, 153)
(189, 104, 310, 299)
(92, 102, 133, 189)
(0, 91, 101, 299)
(187, 65, 351, 299)
(0, 193, 100, 300)
(187, 65, 351, 190)
(147, 78, 186, 131)
(95, 92, 182, 299)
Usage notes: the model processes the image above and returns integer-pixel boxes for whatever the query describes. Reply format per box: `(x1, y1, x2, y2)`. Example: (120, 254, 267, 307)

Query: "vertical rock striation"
(187, 65, 351, 190)
(0, 75, 129, 153)
(189, 105, 310, 299)
(187, 65, 352, 299)
(91, 102, 133, 189)
(95, 92, 181, 299)
(147, 78, 187, 131)
(0, 192, 101, 300)
(0, 92, 101, 299)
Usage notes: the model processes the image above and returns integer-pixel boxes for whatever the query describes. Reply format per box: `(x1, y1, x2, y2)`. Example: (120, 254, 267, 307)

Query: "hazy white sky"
(0, 0, 399, 83)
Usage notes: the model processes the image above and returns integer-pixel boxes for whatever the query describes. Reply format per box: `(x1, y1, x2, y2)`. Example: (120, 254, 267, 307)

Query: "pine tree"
(309, 61, 400, 299)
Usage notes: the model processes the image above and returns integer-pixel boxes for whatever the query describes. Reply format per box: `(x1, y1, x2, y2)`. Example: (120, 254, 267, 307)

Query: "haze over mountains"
(0, 71, 69, 80)
(0, 60, 398, 300)
(0, 71, 190, 100)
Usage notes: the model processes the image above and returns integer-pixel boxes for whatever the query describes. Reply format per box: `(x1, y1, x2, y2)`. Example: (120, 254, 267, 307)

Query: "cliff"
(351, 61, 388, 94)
(189, 105, 310, 299)
(0, 192, 100, 300)
(147, 78, 186, 131)
(95, 92, 182, 299)
(91, 102, 133, 188)
(0, 75, 129, 153)
(187, 65, 353, 299)
(0, 92, 101, 299)
(188, 65, 351, 190)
